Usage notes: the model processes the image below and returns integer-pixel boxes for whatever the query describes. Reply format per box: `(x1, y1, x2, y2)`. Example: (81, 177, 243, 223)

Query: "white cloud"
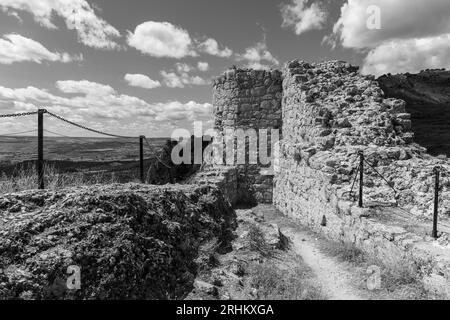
(362, 34, 450, 76)
(333, 0, 450, 49)
(127, 21, 195, 58)
(153, 101, 212, 123)
(160, 71, 208, 88)
(197, 61, 209, 72)
(281, 0, 328, 35)
(0, 81, 212, 128)
(160, 62, 209, 88)
(127, 21, 234, 59)
(56, 80, 116, 96)
(175, 63, 193, 73)
(331, 0, 450, 75)
(0, 0, 121, 50)
(238, 41, 279, 70)
(0, 34, 82, 64)
(198, 38, 233, 58)
(124, 74, 161, 89)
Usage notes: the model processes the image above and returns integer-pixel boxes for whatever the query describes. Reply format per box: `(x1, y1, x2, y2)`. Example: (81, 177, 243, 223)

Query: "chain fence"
(0, 108, 174, 189)
(345, 149, 449, 239)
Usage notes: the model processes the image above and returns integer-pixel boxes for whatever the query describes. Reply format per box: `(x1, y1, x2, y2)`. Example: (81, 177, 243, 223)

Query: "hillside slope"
(378, 70, 450, 156)
(0, 184, 235, 299)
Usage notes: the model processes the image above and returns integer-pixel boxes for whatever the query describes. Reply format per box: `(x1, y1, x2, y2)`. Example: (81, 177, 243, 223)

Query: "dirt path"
(259, 205, 368, 300)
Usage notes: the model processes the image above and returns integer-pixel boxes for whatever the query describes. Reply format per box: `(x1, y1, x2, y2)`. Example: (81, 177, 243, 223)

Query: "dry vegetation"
(244, 223, 325, 300)
(0, 164, 120, 194)
(248, 261, 325, 300)
(320, 240, 443, 300)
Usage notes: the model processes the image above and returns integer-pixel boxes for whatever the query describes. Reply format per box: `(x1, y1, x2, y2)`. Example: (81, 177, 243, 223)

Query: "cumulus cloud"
(160, 71, 207, 88)
(0, 0, 121, 50)
(159, 62, 209, 88)
(56, 80, 116, 96)
(330, 0, 450, 75)
(281, 0, 328, 35)
(175, 63, 193, 73)
(197, 61, 209, 72)
(0, 34, 82, 64)
(124, 74, 161, 89)
(238, 41, 279, 70)
(153, 101, 212, 123)
(0, 80, 212, 130)
(362, 34, 450, 75)
(127, 21, 196, 58)
(197, 38, 233, 58)
(127, 21, 233, 59)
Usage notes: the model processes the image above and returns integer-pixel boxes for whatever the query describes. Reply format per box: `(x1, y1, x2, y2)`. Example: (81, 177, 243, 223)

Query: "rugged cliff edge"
(378, 70, 450, 156)
(0, 184, 235, 299)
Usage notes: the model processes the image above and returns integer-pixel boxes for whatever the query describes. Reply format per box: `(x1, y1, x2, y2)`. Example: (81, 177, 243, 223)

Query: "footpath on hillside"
(188, 204, 436, 300)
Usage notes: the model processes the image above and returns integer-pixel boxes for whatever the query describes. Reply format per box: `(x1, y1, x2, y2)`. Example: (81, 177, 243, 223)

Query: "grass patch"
(0, 164, 119, 194)
(247, 225, 274, 258)
(322, 241, 366, 265)
(319, 239, 442, 299)
(248, 261, 325, 300)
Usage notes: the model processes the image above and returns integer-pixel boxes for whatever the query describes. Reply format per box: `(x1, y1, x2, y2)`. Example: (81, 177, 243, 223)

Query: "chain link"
(46, 111, 135, 139)
(0, 111, 38, 118)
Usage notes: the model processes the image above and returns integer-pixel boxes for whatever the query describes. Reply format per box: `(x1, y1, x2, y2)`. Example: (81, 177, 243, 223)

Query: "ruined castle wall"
(212, 68, 282, 203)
(273, 60, 450, 297)
(274, 60, 450, 222)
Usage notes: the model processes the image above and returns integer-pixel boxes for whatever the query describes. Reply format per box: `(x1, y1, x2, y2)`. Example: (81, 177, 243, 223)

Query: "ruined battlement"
(207, 60, 450, 297)
(212, 67, 283, 131)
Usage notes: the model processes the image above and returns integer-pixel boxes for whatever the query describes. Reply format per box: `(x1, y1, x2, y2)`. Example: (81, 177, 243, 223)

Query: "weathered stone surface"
(272, 59, 450, 298)
(0, 184, 235, 299)
(211, 67, 282, 204)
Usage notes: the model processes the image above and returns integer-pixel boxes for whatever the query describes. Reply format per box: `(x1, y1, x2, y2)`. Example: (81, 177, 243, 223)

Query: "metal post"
(432, 167, 440, 239)
(358, 151, 364, 208)
(37, 109, 45, 189)
(139, 135, 144, 183)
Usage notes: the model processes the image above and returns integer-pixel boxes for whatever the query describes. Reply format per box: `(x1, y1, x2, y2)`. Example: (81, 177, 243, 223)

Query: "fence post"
(432, 167, 440, 239)
(37, 109, 46, 189)
(139, 135, 144, 183)
(358, 151, 364, 208)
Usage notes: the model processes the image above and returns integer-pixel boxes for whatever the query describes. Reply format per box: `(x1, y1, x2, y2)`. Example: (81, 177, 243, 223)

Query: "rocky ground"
(186, 205, 438, 300)
(0, 183, 235, 299)
(186, 205, 324, 300)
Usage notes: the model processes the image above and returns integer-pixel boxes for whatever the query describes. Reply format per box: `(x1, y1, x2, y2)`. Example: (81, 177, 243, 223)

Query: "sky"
(0, 0, 449, 138)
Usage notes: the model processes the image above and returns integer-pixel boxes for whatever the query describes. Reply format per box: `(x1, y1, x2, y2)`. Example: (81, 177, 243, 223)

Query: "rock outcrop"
(0, 184, 235, 299)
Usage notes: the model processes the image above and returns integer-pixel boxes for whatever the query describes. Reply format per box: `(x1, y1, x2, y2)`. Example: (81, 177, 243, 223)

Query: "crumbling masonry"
(202, 60, 450, 297)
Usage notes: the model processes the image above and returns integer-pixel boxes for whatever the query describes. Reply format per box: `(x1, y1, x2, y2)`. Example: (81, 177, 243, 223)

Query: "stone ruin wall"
(212, 68, 282, 204)
(210, 61, 450, 216)
(208, 60, 450, 296)
(273, 60, 450, 296)
(274, 60, 450, 226)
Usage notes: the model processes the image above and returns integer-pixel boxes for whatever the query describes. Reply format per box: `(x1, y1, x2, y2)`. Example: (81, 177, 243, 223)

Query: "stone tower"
(212, 67, 282, 203)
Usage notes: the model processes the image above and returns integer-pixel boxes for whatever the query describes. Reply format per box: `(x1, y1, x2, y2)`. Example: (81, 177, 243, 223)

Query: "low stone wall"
(188, 166, 239, 206)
